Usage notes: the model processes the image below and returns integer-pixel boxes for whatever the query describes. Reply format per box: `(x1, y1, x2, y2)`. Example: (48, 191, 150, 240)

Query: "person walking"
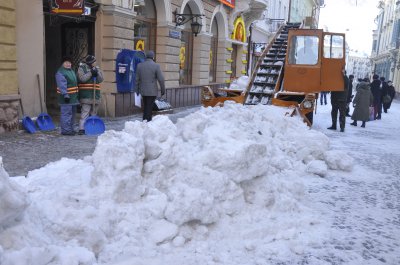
(350, 78, 373, 128)
(383, 80, 396, 112)
(135, 50, 165, 122)
(77, 55, 104, 135)
(55, 56, 79, 136)
(328, 69, 349, 132)
(370, 74, 382, 120)
(320, 92, 328, 105)
(346, 74, 354, 117)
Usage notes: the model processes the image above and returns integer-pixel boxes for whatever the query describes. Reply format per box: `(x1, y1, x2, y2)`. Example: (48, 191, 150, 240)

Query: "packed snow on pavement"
(0, 100, 399, 265)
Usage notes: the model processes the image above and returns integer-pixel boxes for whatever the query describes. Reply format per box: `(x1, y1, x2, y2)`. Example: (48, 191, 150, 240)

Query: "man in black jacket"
(370, 74, 382, 120)
(328, 69, 349, 132)
(346, 74, 354, 117)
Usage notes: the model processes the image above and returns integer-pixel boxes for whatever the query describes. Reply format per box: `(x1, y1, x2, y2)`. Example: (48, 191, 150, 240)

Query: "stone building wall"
(0, 0, 19, 134)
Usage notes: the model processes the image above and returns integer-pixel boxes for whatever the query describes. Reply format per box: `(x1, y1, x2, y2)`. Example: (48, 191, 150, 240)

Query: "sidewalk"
(0, 106, 200, 177)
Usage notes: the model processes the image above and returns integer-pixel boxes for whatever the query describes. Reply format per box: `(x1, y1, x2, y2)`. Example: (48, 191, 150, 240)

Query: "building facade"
(370, 0, 400, 92)
(0, 0, 268, 134)
(346, 55, 371, 80)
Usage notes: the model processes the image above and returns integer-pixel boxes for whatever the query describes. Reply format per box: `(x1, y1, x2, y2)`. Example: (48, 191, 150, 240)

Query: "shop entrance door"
(45, 19, 94, 113)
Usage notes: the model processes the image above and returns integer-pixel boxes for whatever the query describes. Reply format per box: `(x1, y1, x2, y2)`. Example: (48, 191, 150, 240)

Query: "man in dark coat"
(135, 51, 166, 122)
(346, 74, 354, 117)
(383, 80, 396, 112)
(370, 74, 382, 120)
(328, 69, 349, 132)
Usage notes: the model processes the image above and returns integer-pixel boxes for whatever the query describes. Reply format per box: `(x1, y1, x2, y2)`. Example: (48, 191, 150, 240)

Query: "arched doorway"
(209, 18, 218, 83)
(179, 5, 194, 85)
(134, 0, 156, 53)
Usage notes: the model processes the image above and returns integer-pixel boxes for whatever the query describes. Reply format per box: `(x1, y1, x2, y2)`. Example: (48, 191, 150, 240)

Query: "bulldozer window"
(288, 36, 319, 65)
(323, 35, 344, 59)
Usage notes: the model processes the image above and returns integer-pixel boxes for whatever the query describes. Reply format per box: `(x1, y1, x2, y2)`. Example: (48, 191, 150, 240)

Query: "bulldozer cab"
(284, 29, 345, 93)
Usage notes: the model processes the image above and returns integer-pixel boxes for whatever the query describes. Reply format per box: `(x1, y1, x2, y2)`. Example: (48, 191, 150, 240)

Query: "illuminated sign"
(231, 16, 246, 42)
(51, 0, 85, 15)
(220, 0, 235, 8)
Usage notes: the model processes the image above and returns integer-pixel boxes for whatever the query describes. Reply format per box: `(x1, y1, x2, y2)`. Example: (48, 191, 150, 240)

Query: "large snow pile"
(0, 103, 353, 265)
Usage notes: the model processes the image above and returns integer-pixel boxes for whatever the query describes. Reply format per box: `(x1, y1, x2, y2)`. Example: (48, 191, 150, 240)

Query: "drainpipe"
(288, 0, 292, 23)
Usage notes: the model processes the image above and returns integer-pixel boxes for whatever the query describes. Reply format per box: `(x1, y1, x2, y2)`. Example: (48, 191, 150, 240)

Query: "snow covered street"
(0, 98, 399, 265)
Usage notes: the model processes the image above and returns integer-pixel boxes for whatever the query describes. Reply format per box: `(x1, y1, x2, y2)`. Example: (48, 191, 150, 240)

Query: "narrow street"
(304, 98, 400, 264)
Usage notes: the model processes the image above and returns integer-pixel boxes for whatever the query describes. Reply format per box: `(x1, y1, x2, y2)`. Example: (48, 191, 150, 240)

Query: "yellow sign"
(135, 40, 145, 51)
(231, 17, 246, 42)
(179, 46, 186, 69)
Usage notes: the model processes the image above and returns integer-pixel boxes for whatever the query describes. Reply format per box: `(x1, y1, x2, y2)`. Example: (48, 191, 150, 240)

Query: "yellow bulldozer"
(202, 22, 346, 126)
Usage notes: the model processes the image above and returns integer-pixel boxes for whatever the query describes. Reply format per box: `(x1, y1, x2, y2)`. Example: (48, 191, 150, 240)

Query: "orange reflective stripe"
(78, 84, 100, 87)
(57, 86, 78, 94)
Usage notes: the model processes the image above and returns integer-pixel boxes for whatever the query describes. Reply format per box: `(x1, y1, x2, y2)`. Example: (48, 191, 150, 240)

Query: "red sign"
(51, 0, 85, 15)
(220, 0, 235, 8)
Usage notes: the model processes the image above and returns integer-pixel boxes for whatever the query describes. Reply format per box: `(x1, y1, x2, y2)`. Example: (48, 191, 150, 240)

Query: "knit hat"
(62, 56, 72, 63)
(146, 51, 155, 59)
(84, 55, 96, 64)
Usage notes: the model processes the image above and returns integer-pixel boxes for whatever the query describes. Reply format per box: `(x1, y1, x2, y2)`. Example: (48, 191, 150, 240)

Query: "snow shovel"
(35, 74, 55, 131)
(19, 98, 37, 133)
(84, 77, 105, 135)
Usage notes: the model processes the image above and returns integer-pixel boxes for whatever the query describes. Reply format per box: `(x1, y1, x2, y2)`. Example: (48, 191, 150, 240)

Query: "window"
(288, 36, 319, 65)
(323, 35, 344, 59)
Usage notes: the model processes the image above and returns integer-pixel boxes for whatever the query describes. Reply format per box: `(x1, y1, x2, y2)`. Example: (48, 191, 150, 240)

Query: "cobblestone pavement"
(0, 106, 200, 177)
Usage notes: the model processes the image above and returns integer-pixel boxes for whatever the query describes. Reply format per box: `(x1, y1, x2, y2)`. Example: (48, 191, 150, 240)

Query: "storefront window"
(179, 5, 194, 85)
(134, 0, 156, 53)
(231, 44, 238, 79)
(209, 20, 218, 83)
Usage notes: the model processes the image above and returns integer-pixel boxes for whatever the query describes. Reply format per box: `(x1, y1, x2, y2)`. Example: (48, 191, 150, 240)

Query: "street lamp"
(173, 8, 204, 37)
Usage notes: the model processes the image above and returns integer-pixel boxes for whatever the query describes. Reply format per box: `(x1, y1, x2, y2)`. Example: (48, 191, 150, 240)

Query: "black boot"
(340, 128, 345, 132)
(327, 126, 336, 130)
(350, 121, 357, 126)
(361, 121, 366, 128)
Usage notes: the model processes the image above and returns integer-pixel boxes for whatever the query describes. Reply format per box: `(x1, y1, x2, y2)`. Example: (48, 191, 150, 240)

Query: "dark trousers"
(60, 105, 76, 134)
(374, 101, 382, 119)
(331, 101, 346, 129)
(143, 96, 156, 122)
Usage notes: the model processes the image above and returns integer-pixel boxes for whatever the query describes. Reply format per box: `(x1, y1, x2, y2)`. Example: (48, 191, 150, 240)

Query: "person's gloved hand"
(91, 67, 98, 77)
(64, 96, 70, 104)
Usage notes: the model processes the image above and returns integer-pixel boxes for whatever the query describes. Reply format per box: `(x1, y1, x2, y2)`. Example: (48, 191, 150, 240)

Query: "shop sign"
(169, 30, 181, 39)
(231, 16, 246, 42)
(220, 0, 235, 8)
(51, 0, 85, 15)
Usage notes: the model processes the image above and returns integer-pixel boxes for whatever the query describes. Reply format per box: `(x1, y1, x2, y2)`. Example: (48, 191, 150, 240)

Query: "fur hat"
(146, 50, 155, 59)
(84, 55, 96, 64)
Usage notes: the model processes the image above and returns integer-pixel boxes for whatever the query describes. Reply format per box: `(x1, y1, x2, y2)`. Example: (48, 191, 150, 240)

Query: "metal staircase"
(244, 23, 301, 105)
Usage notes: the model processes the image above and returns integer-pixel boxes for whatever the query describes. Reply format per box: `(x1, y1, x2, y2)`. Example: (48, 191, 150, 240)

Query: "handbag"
(134, 93, 142, 108)
(153, 97, 172, 111)
(383, 94, 391, 104)
(369, 106, 375, 121)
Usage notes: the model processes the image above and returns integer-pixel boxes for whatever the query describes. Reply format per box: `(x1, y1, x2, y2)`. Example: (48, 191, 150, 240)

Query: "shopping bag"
(153, 97, 172, 111)
(369, 106, 375, 121)
(134, 93, 142, 108)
